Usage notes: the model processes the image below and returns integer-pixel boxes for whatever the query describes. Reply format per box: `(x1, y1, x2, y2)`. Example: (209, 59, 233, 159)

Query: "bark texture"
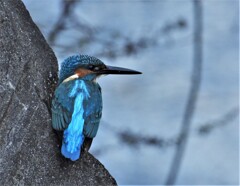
(0, 0, 117, 185)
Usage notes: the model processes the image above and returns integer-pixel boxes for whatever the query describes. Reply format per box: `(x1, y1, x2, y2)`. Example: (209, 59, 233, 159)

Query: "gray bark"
(0, 0, 117, 185)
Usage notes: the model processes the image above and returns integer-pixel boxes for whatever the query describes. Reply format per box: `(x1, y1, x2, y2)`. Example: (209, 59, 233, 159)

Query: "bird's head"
(59, 55, 141, 84)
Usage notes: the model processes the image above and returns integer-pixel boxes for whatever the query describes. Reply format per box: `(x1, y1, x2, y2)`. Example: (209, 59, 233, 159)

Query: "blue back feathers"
(61, 80, 89, 161)
(52, 55, 103, 161)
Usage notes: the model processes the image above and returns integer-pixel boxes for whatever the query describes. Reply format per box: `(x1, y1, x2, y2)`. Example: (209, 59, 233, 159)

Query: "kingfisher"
(51, 55, 141, 161)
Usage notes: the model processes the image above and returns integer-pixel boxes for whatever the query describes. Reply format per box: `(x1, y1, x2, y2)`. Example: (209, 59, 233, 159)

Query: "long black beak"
(98, 65, 142, 75)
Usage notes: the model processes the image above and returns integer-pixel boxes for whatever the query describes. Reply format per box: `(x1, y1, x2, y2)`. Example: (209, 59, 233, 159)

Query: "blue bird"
(51, 55, 141, 161)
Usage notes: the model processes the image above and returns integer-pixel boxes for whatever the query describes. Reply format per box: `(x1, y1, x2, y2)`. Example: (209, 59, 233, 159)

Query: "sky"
(23, 0, 239, 185)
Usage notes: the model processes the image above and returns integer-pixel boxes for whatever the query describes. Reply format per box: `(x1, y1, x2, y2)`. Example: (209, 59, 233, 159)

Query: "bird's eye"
(94, 66, 100, 71)
(88, 65, 94, 70)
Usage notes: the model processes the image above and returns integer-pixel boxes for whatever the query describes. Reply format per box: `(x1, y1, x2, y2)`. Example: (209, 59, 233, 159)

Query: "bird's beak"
(98, 65, 142, 75)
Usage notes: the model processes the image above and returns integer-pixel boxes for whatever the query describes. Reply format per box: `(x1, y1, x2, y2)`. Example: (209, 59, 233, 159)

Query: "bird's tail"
(61, 129, 84, 161)
(61, 144, 79, 161)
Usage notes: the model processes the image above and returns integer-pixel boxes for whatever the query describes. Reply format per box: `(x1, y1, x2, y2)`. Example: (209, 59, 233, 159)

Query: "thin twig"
(198, 107, 239, 135)
(165, 0, 203, 184)
(93, 106, 238, 157)
(48, 0, 79, 44)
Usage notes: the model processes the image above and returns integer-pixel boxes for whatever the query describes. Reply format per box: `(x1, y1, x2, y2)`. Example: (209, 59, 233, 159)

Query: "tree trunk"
(0, 0, 117, 185)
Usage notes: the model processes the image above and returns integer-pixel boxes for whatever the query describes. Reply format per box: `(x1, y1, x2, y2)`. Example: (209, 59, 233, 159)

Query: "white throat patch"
(63, 74, 79, 83)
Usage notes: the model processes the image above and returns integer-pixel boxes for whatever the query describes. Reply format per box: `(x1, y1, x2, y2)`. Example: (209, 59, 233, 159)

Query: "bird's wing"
(51, 98, 72, 131)
(51, 81, 76, 131)
(82, 83, 102, 138)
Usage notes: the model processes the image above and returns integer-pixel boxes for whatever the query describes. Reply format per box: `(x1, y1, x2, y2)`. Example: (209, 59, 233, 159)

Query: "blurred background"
(22, 0, 239, 185)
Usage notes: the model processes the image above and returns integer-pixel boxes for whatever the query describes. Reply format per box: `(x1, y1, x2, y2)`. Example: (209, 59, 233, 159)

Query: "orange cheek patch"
(75, 68, 93, 78)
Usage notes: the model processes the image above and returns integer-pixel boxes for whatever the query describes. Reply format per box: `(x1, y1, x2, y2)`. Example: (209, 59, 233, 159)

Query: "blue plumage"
(52, 78, 102, 161)
(61, 80, 89, 161)
(52, 55, 103, 161)
(51, 54, 141, 161)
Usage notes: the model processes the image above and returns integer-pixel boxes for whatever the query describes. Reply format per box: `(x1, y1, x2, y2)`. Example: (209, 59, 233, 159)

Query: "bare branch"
(48, 0, 80, 44)
(165, 1, 203, 184)
(93, 106, 238, 157)
(198, 107, 239, 135)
